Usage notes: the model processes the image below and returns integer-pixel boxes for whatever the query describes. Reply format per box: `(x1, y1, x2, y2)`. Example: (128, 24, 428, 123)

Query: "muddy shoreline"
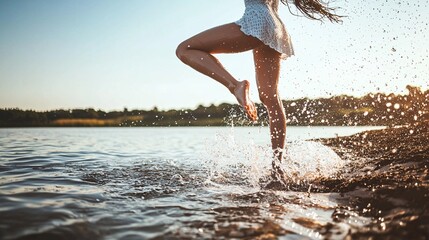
(317, 121, 429, 239)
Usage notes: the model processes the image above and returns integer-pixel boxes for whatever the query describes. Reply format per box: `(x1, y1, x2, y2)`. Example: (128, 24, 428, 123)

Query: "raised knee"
(176, 42, 190, 62)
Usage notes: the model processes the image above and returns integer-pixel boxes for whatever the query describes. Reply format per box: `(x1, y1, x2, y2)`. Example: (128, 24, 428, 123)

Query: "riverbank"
(318, 121, 429, 239)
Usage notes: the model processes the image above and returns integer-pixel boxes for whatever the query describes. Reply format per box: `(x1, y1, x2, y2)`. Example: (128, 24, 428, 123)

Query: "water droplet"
(394, 103, 400, 109)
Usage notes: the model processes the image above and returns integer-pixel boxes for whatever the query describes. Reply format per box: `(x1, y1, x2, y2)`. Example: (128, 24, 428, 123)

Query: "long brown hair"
(281, 0, 343, 23)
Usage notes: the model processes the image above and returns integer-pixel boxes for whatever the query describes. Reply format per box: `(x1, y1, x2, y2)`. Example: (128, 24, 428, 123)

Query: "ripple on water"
(0, 128, 374, 239)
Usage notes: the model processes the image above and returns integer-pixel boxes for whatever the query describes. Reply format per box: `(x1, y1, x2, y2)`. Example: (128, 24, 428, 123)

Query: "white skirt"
(235, 0, 294, 59)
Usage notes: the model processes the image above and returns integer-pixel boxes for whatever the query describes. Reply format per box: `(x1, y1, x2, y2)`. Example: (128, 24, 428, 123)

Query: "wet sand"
(317, 121, 429, 239)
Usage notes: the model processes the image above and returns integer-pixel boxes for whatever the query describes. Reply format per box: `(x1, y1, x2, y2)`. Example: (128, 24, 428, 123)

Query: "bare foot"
(233, 80, 258, 122)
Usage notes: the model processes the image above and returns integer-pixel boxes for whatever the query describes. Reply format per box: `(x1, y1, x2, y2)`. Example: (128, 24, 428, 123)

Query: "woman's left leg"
(176, 23, 263, 121)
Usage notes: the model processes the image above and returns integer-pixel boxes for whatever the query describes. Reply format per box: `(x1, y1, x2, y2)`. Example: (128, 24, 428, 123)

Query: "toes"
(244, 106, 253, 121)
(245, 105, 258, 122)
(244, 106, 258, 121)
(250, 105, 258, 121)
(251, 108, 258, 121)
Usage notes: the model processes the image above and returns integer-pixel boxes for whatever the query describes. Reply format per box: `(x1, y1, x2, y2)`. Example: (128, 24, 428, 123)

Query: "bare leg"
(253, 45, 286, 161)
(176, 23, 262, 121)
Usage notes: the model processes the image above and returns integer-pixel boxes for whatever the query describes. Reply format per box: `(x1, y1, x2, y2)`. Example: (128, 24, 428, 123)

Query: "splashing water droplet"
(394, 103, 400, 109)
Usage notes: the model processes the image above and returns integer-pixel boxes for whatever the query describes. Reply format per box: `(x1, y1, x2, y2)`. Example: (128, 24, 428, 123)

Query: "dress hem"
(234, 21, 294, 60)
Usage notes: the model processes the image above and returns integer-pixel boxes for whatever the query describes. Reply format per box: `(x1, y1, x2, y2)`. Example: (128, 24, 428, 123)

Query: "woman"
(176, 0, 342, 182)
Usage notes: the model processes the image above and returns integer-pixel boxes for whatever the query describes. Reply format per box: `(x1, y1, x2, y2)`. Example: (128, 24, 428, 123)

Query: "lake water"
(0, 126, 384, 239)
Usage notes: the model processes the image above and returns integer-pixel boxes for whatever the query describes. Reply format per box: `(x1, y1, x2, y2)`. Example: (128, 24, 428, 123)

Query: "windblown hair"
(281, 0, 343, 23)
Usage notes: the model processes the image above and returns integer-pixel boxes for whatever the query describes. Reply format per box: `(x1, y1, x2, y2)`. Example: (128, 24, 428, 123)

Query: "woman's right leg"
(176, 23, 262, 121)
(253, 45, 287, 186)
(253, 44, 286, 159)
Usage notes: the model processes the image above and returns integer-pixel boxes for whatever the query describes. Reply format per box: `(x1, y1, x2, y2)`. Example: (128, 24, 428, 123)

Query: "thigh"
(253, 45, 282, 95)
(183, 23, 263, 54)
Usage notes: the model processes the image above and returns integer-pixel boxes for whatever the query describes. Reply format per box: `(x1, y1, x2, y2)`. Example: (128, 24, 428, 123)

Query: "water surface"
(0, 126, 383, 239)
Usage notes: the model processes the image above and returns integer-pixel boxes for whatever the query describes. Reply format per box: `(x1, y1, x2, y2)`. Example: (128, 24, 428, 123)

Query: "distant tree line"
(0, 85, 427, 127)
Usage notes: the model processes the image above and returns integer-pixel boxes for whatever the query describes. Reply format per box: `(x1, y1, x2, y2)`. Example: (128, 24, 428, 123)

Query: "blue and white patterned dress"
(235, 0, 294, 59)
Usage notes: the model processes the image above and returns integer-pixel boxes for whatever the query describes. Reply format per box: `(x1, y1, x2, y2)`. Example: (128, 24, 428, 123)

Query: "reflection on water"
(0, 127, 382, 239)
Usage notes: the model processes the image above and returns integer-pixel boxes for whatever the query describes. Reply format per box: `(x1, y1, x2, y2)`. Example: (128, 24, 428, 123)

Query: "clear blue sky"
(0, 0, 428, 111)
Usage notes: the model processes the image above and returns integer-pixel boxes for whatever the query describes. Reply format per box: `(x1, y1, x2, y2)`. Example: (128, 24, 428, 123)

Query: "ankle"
(228, 84, 237, 94)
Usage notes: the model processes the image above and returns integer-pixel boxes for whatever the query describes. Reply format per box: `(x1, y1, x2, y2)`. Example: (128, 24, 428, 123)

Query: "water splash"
(203, 128, 344, 188)
(281, 141, 344, 181)
(204, 128, 272, 187)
